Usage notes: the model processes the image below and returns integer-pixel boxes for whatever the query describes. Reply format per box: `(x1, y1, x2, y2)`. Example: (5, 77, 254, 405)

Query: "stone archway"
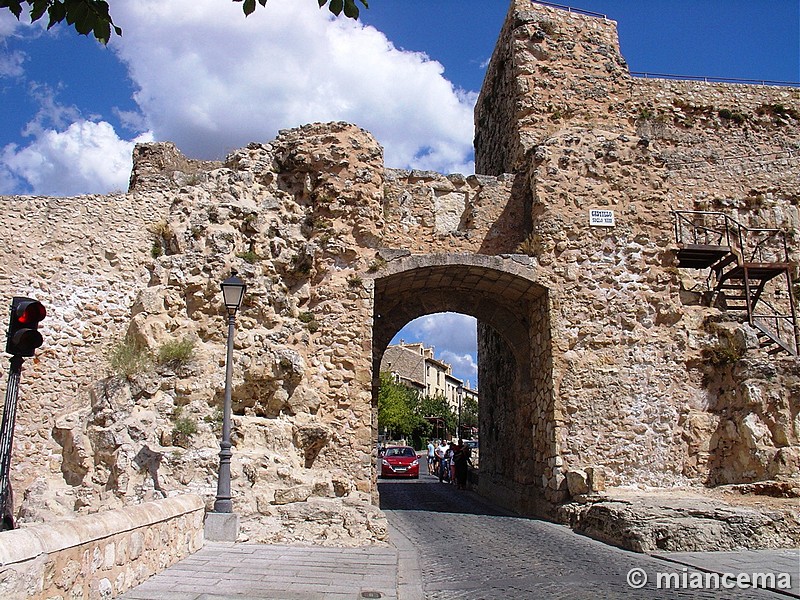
(372, 253, 558, 516)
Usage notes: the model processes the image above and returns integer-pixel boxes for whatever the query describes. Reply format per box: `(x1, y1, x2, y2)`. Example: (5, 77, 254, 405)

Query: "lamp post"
(213, 272, 246, 514)
(456, 384, 463, 441)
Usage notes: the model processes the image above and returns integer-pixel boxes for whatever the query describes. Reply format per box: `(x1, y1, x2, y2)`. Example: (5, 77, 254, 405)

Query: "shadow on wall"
(478, 173, 532, 255)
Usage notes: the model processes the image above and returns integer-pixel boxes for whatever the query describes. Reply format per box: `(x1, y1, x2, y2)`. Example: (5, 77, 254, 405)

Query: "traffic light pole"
(0, 355, 23, 530)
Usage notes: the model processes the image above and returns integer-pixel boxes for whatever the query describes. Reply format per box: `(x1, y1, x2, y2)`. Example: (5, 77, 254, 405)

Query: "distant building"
(381, 341, 478, 414)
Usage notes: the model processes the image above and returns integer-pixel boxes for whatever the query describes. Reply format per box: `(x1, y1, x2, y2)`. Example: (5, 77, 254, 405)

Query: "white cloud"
(110, 0, 475, 173)
(0, 12, 27, 77)
(439, 350, 478, 387)
(0, 121, 152, 196)
(1, 0, 477, 195)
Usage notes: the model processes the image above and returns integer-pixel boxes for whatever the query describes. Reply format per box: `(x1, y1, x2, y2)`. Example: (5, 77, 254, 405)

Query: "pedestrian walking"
(448, 440, 459, 484)
(453, 438, 471, 489)
(437, 439, 450, 482)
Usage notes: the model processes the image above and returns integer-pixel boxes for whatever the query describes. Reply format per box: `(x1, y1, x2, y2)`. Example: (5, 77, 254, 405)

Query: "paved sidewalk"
(120, 530, 799, 599)
(121, 542, 399, 600)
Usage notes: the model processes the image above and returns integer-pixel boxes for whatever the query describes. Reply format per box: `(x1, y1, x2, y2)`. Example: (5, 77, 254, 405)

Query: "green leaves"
(241, 0, 368, 20)
(326, 0, 368, 18)
(238, 0, 268, 17)
(0, 1, 25, 20)
(2, 0, 122, 44)
(377, 372, 459, 442)
(378, 372, 426, 440)
(3, 0, 367, 46)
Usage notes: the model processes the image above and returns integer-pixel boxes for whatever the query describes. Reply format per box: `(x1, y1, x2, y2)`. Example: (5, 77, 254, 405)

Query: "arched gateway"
(372, 253, 559, 514)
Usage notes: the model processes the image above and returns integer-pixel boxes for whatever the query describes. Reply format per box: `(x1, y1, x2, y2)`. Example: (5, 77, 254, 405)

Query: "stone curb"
(388, 522, 424, 600)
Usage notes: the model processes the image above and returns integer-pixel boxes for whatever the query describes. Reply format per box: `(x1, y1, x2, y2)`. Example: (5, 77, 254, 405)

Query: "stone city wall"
(0, 494, 203, 599)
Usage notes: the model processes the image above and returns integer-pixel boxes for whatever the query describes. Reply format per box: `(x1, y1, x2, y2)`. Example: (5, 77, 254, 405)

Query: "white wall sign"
(589, 209, 615, 227)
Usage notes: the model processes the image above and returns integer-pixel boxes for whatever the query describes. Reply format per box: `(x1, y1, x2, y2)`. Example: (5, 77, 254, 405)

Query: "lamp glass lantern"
(220, 274, 246, 315)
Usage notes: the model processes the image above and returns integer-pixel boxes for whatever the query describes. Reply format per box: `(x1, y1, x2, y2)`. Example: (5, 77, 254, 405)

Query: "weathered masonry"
(0, 0, 798, 543)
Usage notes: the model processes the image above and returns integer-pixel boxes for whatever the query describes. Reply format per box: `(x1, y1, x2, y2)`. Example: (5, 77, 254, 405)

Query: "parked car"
(379, 446, 419, 478)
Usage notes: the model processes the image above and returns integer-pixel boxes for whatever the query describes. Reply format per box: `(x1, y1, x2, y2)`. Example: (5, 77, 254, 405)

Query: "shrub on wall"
(108, 336, 152, 380)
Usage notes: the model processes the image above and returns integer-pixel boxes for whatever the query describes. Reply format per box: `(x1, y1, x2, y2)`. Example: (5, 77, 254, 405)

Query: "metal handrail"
(631, 71, 800, 89)
(746, 229, 788, 263)
(674, 210, 798, 354)
(673, 210, 790, 263)
(673, 210, 732, 248)
(529, 1, 607, 19)
(752, 300, 798, 354)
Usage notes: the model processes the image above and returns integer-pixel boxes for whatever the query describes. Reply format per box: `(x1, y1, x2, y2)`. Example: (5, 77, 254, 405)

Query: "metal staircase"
(673, 210, 799, 356)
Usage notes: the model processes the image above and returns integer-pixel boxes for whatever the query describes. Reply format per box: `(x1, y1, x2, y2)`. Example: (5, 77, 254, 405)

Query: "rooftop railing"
(632, 71, 800, 89)
(529, 1, 607, 19)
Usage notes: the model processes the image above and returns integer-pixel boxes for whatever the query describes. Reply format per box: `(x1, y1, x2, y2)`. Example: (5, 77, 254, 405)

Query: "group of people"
(426, 438, 472, 489)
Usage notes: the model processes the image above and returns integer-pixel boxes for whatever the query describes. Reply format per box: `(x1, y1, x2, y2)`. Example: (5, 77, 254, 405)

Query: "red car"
(380, 446, 420, 478)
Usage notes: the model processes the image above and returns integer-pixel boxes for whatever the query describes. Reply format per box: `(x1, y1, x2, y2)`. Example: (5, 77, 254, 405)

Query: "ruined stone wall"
(475, 1, 630, 175)
(475, 1, 800, 177)
(0, 122, 536, 543)
(0, 193, 170, 519)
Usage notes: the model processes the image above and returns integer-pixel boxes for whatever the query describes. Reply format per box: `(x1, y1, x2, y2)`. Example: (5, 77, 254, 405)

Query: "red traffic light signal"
(6, 297, 46, 357)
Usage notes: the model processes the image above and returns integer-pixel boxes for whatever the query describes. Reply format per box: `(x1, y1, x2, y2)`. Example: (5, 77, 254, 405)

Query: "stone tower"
(470, 0, 800, 513)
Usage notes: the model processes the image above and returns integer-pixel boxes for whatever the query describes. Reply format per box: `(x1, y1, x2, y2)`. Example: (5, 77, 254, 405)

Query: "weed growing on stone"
(718, 108, 746, 124)
(367, 257, 387, 273)
(172, 407, 198, 447)
(298, 311, 320, 332)
(237, 250, 263, 264)
(157, 337, 195, 367)
(203, 407, 223, 433)
(108, 336, 152, 380)
(703, 343, 745, 366)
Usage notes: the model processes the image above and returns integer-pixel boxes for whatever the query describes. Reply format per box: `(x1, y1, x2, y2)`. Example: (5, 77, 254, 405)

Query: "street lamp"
(457, 384, 463, 441)
(213, 272, 246, 514)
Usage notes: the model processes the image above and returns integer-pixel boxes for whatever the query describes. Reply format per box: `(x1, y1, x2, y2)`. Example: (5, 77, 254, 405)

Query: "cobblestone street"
(380, 474, 790, 599)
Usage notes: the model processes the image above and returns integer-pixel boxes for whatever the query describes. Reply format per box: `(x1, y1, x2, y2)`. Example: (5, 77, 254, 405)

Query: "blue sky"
(1, 0, 798, 381)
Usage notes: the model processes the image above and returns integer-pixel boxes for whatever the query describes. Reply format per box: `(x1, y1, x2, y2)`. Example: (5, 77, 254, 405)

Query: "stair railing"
(673, 210, 732, 247)
(752, 297, 799, 355)
(673, 209, 799, 356)
(673, 210, 789, 264)
(743, 228, 789, 263)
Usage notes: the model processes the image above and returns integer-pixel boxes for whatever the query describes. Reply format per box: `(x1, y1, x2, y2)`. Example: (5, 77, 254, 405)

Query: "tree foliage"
(377, 371, 423, 441)
(2, 0, 121, 44)
(239, 0, 368, 20)
(461, 395, 479, 432)
(418, 393, 457, 438)
(2, 0, 367, 45)
(377, 371, 461, 447)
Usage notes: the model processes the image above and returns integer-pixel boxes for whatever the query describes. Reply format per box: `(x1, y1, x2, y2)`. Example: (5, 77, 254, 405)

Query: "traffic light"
(5, 297, 46, 357)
